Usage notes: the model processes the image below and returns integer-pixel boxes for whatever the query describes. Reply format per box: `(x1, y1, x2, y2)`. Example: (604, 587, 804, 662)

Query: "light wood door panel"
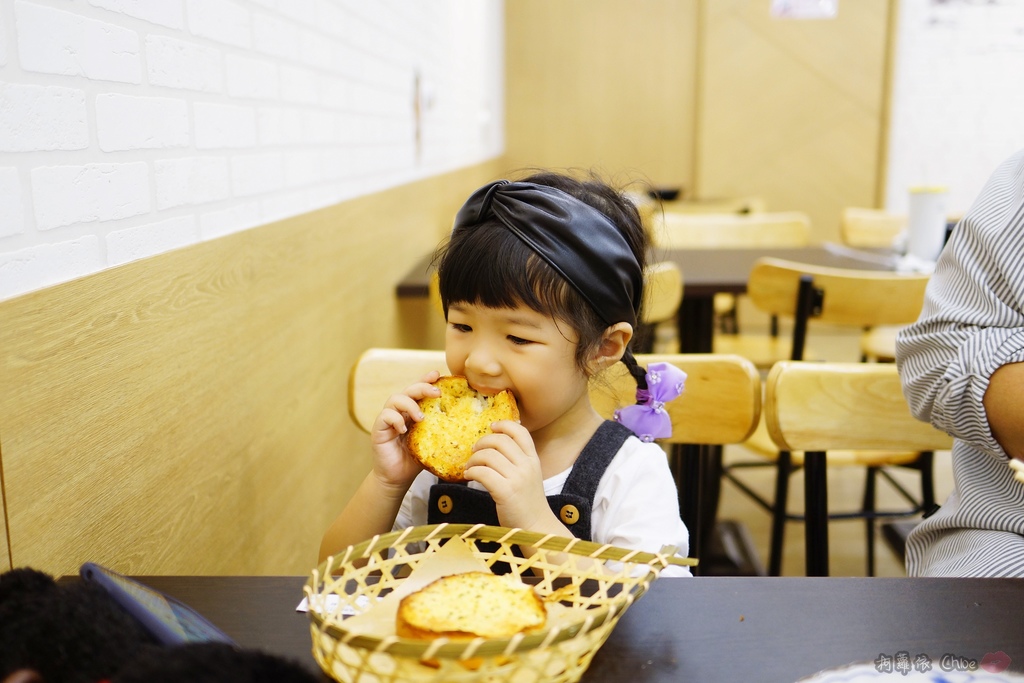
(505, 0, 699, 192)
(697, 0, 893, 241)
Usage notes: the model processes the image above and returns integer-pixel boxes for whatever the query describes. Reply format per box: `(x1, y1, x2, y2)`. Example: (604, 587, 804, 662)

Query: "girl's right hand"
(369, 370, 441, 489)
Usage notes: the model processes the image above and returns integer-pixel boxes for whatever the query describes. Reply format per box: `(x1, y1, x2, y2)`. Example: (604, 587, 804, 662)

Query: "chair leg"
(919, 451, 936, 513)
(863, 467, 878, 577)
(768, 451, 792, 576)
(804, 451, 830, 577)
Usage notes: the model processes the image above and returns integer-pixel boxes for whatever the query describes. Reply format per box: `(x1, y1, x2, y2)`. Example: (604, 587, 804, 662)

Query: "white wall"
(0, 0, 504, 301)
(886, 0, 1024, 216)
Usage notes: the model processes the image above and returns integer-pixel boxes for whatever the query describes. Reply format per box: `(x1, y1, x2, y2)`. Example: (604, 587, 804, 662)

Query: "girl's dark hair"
(436, 170, 650, 387)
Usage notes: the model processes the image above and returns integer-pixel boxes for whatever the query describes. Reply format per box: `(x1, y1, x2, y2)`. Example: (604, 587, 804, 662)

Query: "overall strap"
(560, 420, 634, 502)
(424, 420, 634, 547)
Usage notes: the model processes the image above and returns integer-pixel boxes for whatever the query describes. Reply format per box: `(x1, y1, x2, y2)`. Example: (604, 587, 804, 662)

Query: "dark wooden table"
(131, 575, 1024, 682)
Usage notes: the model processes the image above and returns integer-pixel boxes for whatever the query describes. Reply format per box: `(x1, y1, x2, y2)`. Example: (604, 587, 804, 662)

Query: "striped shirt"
(895, 147, 1024, 577)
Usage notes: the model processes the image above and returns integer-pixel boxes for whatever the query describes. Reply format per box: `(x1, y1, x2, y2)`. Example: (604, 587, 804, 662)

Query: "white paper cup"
(907, 186, 948, 263)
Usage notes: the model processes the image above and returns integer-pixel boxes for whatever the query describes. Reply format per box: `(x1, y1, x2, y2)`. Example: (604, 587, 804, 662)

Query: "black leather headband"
(452, 180, 642, 327)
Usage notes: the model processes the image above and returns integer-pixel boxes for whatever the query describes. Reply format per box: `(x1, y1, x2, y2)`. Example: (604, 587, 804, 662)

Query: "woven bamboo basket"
(305, 523, 696, 683)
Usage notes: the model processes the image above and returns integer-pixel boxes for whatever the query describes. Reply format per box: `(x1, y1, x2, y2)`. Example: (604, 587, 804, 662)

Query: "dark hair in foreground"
(0, 567, 318, 683)
(436, 170, 650, 385)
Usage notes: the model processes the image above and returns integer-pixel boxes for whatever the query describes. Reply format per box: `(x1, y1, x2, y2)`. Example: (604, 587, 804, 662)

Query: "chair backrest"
(656, 196, 766, 215)
(349, 348, 761, 445)
(589, 353, 761, 445)
(349, 348, 449, 433)
(631, 194, 766, 235)
(652, 211, 812, 250)
(428, 270, 443, 316)
(641, 261, 683, 325)
(764, 361, 952, 453)
(840, 207, 907, 249)
(746, 257, 930, 330)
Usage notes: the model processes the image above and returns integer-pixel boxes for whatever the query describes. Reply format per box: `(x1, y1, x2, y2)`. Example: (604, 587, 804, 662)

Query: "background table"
(131, 575, 1024, 683)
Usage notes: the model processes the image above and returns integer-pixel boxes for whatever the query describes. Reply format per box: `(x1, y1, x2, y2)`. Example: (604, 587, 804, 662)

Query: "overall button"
(438, 495, 453, 514)
(559, 504, 580, 525)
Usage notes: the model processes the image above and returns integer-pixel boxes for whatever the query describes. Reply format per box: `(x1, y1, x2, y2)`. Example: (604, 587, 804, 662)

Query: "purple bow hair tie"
(614, 362, 687, 443)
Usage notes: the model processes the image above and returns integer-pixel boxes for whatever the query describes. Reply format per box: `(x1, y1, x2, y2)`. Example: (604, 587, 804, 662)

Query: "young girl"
(319, 171, 691, 576)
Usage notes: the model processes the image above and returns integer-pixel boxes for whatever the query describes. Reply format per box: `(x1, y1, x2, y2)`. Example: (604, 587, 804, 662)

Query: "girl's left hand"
(463, 420, 555, 530)
(1010, 457, 1024, 485)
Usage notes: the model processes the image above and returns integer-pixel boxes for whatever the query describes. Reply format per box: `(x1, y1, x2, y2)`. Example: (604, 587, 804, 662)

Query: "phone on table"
(79, 561, 236, 646)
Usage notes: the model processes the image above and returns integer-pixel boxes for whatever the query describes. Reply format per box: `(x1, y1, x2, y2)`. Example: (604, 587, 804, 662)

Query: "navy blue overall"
(426, 421, 633, 570)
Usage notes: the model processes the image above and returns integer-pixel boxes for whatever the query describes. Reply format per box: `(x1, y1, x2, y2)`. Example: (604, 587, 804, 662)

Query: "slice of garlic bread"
(396, 571, 546, 640)
(407, 376, 518, 482)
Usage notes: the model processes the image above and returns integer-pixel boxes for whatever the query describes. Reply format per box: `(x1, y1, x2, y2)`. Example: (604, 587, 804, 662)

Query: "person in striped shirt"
(896, 147, 1024, 577)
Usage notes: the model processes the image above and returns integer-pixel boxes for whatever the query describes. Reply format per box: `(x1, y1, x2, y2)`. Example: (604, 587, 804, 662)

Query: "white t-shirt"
(393, 430, 693, 577)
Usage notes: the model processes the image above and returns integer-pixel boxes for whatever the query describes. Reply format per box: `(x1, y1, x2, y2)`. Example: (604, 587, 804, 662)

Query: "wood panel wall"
(504, 1, 893, 243)
(1, 479, 9, 571)
(696, 0, 893, 241)
(504, 0, 699, 194)
(0, 162, 498, 577)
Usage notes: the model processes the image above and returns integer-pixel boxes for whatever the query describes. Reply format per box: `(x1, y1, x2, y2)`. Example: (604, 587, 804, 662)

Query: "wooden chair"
(721, 258, 933, 576)
(860, 324, 901, 362)
(652, 211, 812, 337)
(348, 348, 449, 433)
(763, 361, 952, 576)
(428, 270, 443, 317)
(840, 207, 906, 249)
(839, 208, 911, 361)
(651, 211, 811, 250)
(658, 195, 766, 216)
(635, 261, 684, 353)
(715, 256, 929, 368)
(348, 348, 761, 571)
(632, 194, 766, 236)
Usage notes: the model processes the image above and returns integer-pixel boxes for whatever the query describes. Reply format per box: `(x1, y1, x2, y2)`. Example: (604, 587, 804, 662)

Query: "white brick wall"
(88, 0, 185, 30)
(155, 156, 230, 209)
(107, 214, 198, 266)
(31, 162, 152, 230)
(0, 83, 90, 151)
(95, 93, 190, 151)
(15, 2, 142, 83)
(146, 35, 225, 92)
(0, 168, 25, 238)
(0, 0, 504, 301)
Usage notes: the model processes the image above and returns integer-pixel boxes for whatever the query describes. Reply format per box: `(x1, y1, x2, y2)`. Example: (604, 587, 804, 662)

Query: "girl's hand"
(1010, 457, 1024, 486)
(370, 371, 441, 490)
(464, 420, 557, 531)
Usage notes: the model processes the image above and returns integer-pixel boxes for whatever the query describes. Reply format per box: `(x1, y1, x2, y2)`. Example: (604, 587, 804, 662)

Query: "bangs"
(436, 222, 578, 320)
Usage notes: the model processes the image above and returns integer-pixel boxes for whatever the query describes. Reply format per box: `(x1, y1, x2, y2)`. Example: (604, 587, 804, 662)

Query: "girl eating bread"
(319, 171, 691, 576)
